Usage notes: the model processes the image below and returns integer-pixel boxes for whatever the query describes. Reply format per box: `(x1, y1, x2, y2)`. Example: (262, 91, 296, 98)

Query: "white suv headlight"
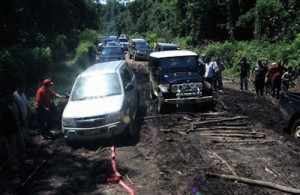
(106, 112, 122, 124)
(62, 118, 76, 127)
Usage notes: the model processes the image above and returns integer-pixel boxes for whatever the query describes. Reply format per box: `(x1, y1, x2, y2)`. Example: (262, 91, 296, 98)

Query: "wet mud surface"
(1, 58, 300, 195)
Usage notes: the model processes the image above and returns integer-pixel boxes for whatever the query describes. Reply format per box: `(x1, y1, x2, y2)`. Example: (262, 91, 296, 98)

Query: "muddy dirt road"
(1, 58, 300, 195)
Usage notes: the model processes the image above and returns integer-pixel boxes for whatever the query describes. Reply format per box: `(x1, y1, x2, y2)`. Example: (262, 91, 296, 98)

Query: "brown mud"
(1, 58, 300, 195)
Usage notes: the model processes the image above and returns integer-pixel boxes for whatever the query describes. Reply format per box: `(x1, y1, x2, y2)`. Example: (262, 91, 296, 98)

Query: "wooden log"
(192, 116, 249, 128)
(209, 151, 237, 176)
(194, 126, 250, 130)
(211, 139, 276, 144)
(206, 172, 300, 194)
(200, 133, 265, 139)
(21, 159, 46, 187)
(203, 130, 257, 134)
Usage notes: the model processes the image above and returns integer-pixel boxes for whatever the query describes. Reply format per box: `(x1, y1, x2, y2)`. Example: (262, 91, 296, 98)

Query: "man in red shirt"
(35, 79, 62, 139)
(270, 62, 287, 99)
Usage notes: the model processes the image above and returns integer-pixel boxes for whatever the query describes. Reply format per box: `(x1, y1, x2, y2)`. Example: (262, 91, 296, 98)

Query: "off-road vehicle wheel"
(291, 119, 300, 139)
(150, 83, 156, 99)
(126, 119, 139, 143)
(158, 96, 167, 114)
(133, 52, 138, 61)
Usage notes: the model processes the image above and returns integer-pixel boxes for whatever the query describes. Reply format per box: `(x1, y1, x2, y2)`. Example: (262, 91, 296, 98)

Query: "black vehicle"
(128, 38, 152, 61)
(279, 91, 300, 138)
(153, 43, 180, 52)
(149, 50, 213, 114)
(99, 46, 125, 62)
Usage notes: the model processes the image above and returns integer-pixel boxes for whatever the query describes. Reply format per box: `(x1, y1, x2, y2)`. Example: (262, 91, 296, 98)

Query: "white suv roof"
(79, 60, 126, 77)
(150, 50, 198, 58)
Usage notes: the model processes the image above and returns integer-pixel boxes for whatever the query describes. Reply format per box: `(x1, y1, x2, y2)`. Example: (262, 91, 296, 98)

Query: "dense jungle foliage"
(0, 0, 299, 94)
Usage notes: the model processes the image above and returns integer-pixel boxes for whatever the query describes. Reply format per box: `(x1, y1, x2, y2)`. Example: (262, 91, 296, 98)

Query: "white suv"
(62, 60, 139, 143)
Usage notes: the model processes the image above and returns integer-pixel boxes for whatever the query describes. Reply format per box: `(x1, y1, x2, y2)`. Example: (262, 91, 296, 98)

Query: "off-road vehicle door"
(149, 57, 160, 98)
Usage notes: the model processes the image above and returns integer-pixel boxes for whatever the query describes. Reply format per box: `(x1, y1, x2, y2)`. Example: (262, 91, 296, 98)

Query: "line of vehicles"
(97, 35, 181, 63)
(61, 36, 213, 144)
(60, 35, 300, 145)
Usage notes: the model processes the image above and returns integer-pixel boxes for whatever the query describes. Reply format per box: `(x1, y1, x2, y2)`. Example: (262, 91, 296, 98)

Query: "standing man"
(13, 82, 30, 140)
(271, 61, 287, 99)
(0, 87, 26, 171)
(35, 79, 63, 139)
(198, 53, 206, 77)
(237, 57, 250, 92)
(251, 60, 268, 97)
(281, 66, 293, 92)
(213, 57, 226, 93)
(203, 56, 215, 85)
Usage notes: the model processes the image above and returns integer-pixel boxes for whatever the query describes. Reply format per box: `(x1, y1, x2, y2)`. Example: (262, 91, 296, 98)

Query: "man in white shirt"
(204, 57, 215, 85)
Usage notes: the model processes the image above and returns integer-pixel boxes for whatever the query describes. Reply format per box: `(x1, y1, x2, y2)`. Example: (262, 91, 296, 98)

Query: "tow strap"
(107, 143, 135, 195)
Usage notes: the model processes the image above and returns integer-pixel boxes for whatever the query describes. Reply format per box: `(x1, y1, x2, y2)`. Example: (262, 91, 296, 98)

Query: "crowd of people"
(199, 54, 296, 99)
(0, 79, 63, 173)
(237, 57, 294, 99)
(199, 54, 226, 93)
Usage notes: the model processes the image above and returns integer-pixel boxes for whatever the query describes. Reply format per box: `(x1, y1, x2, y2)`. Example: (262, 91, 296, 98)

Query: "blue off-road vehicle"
(149, 50, 213, 114)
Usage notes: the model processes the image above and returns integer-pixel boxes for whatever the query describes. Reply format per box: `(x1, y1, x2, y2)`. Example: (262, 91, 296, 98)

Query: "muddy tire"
(150, 84, 156, 99)
(66, 139, 80, 148)
(126, 119, 139, 143)
(291, 119, 300, 139)
(158, 97, 167, 114)
(133, 52, 138, 61)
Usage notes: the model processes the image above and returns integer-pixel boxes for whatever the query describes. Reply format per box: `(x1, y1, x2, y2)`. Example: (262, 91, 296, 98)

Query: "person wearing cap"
(35, 79, 63, 139)
(270, 61, 287, 98)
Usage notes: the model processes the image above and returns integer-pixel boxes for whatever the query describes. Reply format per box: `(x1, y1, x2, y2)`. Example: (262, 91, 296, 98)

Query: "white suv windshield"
(71, 73, 121, 101)
(160, 56, 198, 70)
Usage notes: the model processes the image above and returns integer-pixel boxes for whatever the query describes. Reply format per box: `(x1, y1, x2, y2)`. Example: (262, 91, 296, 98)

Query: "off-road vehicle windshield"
(160, 56, 198, 71)
(71, 73, 121, 101)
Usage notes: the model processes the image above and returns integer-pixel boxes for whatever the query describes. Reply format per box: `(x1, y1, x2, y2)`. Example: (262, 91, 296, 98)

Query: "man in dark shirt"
(237, 57, 250, 91)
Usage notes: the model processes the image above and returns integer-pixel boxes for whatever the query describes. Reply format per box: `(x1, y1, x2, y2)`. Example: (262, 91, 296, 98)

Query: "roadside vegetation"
(0, 0, 299, 94)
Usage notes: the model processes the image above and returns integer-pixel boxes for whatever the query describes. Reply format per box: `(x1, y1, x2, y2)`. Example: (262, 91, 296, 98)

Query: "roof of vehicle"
(102, 45, 123, 49)
(131, 38, 146, 42)
(80, 60, 126, 77)
(156, 43, 179, 47)
(150, 50, 198, 58)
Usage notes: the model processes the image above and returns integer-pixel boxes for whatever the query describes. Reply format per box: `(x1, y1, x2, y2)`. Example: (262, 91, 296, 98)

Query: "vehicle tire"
(158, 96, 167, 114)
(150, 84, 156, 99)
(291, 119, 300, 139)
(133, 52, 138, 61)
(126, 118, 139, 143)
(66, 139, 80, 148)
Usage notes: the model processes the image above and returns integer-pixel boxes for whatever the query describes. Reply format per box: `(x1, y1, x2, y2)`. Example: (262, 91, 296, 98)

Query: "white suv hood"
(63, 95, 123, 118)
